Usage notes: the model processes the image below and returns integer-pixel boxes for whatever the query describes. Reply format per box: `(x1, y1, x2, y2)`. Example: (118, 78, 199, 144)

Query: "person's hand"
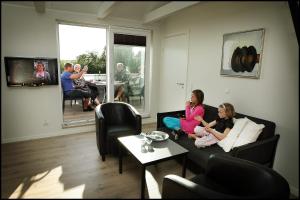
(82, 65, 88, 72)
(205, 126, 213, 133)
(194, 116, 203, 122)
(80, 73, 85, 79)
(185, 101, 191, 107)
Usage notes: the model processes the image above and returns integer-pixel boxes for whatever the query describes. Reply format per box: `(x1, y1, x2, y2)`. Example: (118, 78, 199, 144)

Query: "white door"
(159, 33, 188, 112)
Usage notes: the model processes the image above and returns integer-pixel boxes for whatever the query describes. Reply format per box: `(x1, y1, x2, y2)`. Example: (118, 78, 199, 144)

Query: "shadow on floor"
(2, 126, 191, 198)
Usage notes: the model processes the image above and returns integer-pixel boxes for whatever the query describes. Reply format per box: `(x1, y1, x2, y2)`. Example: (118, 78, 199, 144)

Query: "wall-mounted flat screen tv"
(5, 57, 59, 87)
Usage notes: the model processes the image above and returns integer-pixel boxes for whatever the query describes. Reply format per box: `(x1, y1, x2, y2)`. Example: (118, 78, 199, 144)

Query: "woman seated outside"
(61, 63, 98, 111)
(73, 64, 100, 107)
(114, 63, 131, 102)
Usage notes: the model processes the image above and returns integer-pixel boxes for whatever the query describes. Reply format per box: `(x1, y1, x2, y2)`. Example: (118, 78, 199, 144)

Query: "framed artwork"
(220, 28, 265, 79)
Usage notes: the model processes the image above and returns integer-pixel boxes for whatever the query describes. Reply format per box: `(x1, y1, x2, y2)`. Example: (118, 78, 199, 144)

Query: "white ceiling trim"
(97, 1, 116, 19)
(143, 1, 199, 24)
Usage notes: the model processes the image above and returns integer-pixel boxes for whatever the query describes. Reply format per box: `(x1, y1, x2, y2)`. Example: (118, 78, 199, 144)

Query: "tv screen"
(5, 57, 59, 87)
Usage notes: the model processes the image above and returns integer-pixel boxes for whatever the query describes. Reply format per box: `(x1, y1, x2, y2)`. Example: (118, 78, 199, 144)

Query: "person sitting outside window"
(73, 64, 100, 106)
(61, 63, 94, 111)
(114, 62, 131, 101)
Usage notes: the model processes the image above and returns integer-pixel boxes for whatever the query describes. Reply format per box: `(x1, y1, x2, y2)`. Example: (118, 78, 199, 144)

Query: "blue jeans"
(163, 117, 181, 131)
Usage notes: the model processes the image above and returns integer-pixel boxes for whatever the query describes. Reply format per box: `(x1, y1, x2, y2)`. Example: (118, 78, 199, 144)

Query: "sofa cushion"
(159, 127, 230, 171)
(217, 118, 248, 152)
(106, 125, 136, 155)
(202, 104, 219, 123)
(232, 118, 265, 148)
(202, 104, 275, 140)
(186, 142, 229, 171)
(107, 125, 136, 137)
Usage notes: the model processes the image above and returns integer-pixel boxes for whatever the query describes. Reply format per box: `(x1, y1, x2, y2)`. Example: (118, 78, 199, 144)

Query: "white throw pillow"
(232, 117, 237, 124)
(232, 118, 265, 148)
(217, 117, 248, 152)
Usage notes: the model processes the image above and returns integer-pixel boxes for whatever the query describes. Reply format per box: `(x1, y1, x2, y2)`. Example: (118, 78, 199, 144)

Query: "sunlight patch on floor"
(9, 166, 85, 198)
(52, 184, 86, 198)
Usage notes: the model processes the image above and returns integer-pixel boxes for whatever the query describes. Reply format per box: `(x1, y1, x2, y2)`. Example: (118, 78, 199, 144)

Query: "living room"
(1, 1, 299, 199)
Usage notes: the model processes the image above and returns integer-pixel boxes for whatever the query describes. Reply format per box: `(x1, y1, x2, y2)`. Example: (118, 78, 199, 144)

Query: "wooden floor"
(1, 123, 194, 199)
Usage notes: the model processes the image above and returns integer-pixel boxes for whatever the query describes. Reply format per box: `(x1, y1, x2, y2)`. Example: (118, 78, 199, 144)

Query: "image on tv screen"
(5, 57, 59, 86)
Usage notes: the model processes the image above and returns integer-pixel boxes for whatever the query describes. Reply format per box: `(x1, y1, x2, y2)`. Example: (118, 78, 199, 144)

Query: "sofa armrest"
(126, 103, 142, 134)
(127, 103, 141, 118)
(231, 134, 280, 168)
(162, 175, 235, 199)
(157, 110, 185, 129)
(95, 106, 106, 155)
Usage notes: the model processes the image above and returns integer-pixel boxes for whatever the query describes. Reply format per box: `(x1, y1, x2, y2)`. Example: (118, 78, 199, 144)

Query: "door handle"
(176, 83, 184, 86)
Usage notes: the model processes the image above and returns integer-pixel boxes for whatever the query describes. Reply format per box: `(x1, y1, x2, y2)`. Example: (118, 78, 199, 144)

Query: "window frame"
(107, 26, 151, 118)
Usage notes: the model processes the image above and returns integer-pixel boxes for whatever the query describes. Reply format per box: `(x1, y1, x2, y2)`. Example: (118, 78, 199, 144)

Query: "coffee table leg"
(119, 142, 122, 174)
(141, 165, 146, 199)
(182, 155, 187, 178)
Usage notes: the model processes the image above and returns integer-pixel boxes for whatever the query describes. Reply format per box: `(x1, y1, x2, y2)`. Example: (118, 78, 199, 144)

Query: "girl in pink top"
(163, 89, 205, 136)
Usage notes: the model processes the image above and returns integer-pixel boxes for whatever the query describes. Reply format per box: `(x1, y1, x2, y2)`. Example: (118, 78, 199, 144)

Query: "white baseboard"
(290, 185, 299, 197)
(142, 118, 156, 124)
(2, 125, 95, 144)
(2, 119, 157, 144)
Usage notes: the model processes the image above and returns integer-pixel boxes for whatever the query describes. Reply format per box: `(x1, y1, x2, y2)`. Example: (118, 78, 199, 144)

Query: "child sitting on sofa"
(189, 103, 235, 148)
(162, 89, 205, 139)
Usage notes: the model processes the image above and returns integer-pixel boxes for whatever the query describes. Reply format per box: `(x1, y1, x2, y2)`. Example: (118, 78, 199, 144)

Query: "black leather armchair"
(162, 154, 290, 199)
(95, 102, 142, 161)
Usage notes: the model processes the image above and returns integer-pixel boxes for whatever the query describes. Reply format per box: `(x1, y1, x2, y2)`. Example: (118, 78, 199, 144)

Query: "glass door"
(107, 27, 150, 117)
(58, 23, 107, 126)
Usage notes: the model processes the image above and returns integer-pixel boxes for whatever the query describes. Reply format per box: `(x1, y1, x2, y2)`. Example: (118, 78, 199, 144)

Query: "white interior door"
(159, 33, 188, 112)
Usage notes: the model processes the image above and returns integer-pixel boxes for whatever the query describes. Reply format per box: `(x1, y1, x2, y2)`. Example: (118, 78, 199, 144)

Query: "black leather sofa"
(95, 102, 142, 161)
(162, 154, 290, 199)
(157, 104, 280, 173)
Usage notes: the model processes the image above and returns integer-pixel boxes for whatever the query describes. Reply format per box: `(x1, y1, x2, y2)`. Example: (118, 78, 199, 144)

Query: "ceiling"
(2, 1, 170, 21)
(109, 1, 169, 20)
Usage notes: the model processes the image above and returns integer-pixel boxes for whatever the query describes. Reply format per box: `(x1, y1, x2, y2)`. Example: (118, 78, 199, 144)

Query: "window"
(58, 23, 107, 125)
(107, 28, 151, 117)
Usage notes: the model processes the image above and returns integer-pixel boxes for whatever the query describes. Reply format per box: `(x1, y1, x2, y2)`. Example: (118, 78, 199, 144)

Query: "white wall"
(1, 4, 161, 143)
(158, 1, 298, 196)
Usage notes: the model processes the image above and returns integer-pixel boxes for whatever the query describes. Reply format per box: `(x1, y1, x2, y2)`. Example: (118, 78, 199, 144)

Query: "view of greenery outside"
(59, 45, 142, 74)
(59, 59, 75, 73)
(59, 48, 106, 74)
(114, 45, 142, 73)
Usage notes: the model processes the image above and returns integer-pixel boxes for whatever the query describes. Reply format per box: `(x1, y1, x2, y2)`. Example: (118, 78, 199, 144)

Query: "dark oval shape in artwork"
(231, 47, 243, 72)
